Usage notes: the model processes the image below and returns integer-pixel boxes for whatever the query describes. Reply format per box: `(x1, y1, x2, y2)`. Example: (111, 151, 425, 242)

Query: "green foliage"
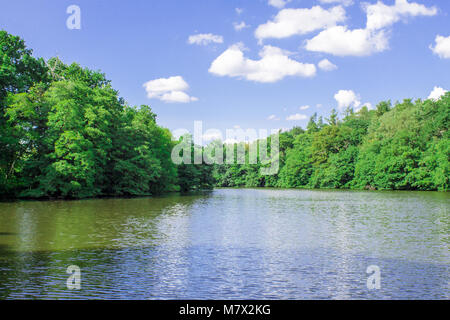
(1, 30, 448, 198)
(175, 139, 215, 192)
(0, 30, 48, 196)
(1, 31, 213, 199)
(214, 95, 449, 191)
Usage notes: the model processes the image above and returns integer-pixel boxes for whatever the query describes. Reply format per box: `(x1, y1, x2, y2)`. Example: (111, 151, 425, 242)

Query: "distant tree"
(327, 109, 339, 126)
(376, 100, 391, 117)
(307, 112, 319, 133)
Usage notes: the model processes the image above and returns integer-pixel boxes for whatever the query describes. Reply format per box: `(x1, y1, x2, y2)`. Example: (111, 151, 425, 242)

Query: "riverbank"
(2, 184, 448, 203)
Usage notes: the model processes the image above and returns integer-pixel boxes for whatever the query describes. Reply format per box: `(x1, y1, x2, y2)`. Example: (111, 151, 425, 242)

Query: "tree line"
(213, 97, 449, 191)
(0, 30, 214, 199)
(1, 30, 448, 200)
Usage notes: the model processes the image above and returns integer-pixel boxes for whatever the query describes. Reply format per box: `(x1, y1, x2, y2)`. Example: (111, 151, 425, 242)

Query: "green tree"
(0, 31, 48, 196)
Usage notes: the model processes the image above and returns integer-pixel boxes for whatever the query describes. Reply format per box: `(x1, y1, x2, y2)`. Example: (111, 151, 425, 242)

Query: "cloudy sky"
(1, 0, 449, 138)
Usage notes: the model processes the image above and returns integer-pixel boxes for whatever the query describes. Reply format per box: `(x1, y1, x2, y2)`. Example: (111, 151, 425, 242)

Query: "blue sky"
(1, 0, 449, 138)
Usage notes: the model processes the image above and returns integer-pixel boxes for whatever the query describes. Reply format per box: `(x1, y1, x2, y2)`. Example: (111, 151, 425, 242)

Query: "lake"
(0, 188, 448, 299)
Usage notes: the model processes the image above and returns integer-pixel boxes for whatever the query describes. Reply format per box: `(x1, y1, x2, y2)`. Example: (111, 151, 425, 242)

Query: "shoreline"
(1, 185, 447, 203)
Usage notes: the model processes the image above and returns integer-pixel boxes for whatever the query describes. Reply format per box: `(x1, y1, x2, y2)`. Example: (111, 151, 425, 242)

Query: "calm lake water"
(0, 188, 448, 299)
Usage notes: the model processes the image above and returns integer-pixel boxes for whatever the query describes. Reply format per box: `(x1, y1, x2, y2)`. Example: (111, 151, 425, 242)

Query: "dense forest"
(0, 31, 214, 199)
(1, 31, 448, 200)
(214, 96, 449, 191)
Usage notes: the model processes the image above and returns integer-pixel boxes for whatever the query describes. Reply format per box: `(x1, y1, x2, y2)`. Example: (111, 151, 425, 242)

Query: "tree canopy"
(213, 97, 449, 191)
(1, 30, 448, 199)
(0, 30, 214, 199)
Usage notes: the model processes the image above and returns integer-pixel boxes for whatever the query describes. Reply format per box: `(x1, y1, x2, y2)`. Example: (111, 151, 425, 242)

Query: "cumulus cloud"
(334, 89, 361, 110)
(267, 114, 280, 120)
(428, 86, 447, 101)
(430, 35, 450, 59)
(319, 0, 353, 6)
(209, 44, 316, 83)
(188, 33, 223, 45)
(233, 21, 250, 31)
(305, 26, 389, 56)
(143, 76, 198, 103)
(255, 5, 346, 40)
(268, 0, 291, 9)
(299, 105, 310, 110)
(235, 8, 243, 15)
(286, 113, 308, 120)
(318, 58, 338, 71)
(365, 0, 437, 31)
(305, 0, 436, 57)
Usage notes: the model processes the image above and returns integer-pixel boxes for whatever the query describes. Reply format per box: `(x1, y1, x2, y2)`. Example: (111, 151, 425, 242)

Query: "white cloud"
(305, 0, 436, 57)
(235, 8, 243, 15)
(318, 58, 338, 71)
(209, 44, 316, 83)
(255, 5, 346, 40)
(299, 105, 310, 110)
(267, 114, 280, 120)
(233, 21, 250, 31)
(430, 35, 450, 59)
(268, 0, 291, 9)
(143, 76, 198, 103)
(334, 89, 361, 110)
(305, 26, 388, 56)
(319, 0, 353, 6)
(365, 0, 437, 31)
(428, 86, 447, 101)
(159, 91, 198, 103)
(286, 113, 308, 120)
(188, 33, 224, 46)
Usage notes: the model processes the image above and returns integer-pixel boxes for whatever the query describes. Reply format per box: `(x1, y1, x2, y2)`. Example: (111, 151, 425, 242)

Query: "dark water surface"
(0, 188, 448, 299)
